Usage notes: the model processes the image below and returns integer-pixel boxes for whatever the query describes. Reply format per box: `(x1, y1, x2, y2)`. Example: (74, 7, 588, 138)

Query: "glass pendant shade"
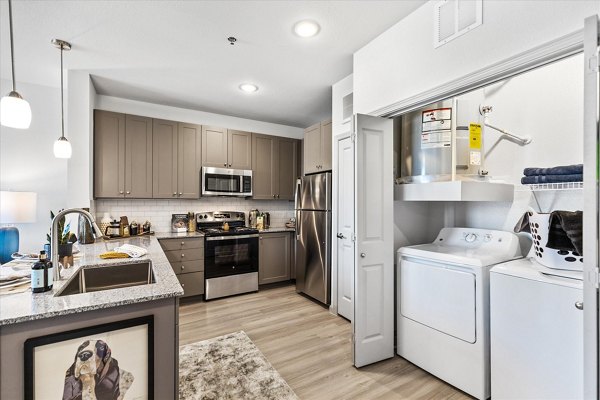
(53, 136, 72, 158)
(0, 91, 32, 129)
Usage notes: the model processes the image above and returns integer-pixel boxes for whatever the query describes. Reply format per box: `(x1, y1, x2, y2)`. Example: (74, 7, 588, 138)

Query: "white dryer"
(396, 227, 522, 400)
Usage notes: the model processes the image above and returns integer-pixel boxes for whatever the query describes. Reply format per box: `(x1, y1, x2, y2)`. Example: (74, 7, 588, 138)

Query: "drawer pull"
(181, 265, 185, 270)
(181, 241, 185, 245)
(181, 254, 185, 257)
(182, 283, 185, 288)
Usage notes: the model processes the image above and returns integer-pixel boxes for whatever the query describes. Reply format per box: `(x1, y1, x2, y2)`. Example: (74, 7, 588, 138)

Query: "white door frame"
(583, 14, 599, 400)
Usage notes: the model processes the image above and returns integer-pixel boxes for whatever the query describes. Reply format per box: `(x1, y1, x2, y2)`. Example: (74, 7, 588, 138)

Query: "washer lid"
(398, 227, 522, 267)
(491, 258, 583, 289)
(399, 244, 520, 267)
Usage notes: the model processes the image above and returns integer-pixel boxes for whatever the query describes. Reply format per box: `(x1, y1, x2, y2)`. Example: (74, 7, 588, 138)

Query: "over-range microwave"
(202, 167, 252, 197)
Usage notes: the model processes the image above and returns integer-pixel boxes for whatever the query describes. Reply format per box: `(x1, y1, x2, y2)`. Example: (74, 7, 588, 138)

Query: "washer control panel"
(434, 228, 517, 252)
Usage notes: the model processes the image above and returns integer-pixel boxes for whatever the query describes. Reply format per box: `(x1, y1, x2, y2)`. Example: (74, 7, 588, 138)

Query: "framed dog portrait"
(24, 315, 154, 400)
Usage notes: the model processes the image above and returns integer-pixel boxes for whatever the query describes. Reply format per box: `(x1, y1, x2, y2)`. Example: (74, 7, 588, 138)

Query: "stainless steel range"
(196, 211, 259, 300)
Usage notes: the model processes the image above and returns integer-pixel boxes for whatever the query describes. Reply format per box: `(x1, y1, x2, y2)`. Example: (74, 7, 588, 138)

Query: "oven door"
(204, 234, 259, 278)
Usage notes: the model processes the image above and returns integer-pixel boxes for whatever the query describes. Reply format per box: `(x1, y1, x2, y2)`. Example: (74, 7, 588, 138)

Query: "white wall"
(95, 198, 294, 233)
(95, 95, 305, 139)
(452, 54, 584, 235)
(354, 0, 598, 115)
(67, 71, 96, 209)
(0, 79, 67, 253)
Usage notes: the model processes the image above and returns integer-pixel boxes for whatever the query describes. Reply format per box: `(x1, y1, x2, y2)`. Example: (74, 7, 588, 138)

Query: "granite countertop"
(0, 235, 185, 326)
(258, 227, 296, 233)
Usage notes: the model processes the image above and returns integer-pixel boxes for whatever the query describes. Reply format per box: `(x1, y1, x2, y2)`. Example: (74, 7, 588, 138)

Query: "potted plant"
(46, 210, 77, 258)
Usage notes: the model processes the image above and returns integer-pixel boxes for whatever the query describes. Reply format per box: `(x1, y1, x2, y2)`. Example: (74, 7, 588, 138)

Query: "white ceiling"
(0, 0, 426, 127)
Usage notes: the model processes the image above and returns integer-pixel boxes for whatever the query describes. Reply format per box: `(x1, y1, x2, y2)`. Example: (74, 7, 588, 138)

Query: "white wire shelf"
(524, 182, 583, 191)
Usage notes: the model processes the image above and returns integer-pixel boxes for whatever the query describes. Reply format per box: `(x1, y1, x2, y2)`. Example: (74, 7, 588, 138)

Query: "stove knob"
(204, 214, 208, 219)
(465, 233, 477, 243)
(484, 234, 492, 242)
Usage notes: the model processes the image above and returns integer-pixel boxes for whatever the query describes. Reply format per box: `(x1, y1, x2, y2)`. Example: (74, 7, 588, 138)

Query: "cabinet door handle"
(181, 265, 185, 271)
(119, 190, 124, 194)
(228, 164, 232, 167)
(126, 191, 131, 194)
(181, 241, 185, 245)
(181, 254, 185, 258)
(173, 192, 177, 196)
(575, 301, 583, 310)
(224, 163, 227, 167)
(179, 192, 183, 196)
(181, 283, 185, 288)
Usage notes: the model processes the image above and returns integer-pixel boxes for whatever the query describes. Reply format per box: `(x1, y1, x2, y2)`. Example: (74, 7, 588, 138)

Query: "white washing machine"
(397, 227, 522, 400)
(490, 258, 583, 399)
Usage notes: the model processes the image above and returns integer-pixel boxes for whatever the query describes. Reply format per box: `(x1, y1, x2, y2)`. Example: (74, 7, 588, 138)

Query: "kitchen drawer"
(177, 271, 204, 297)
(170, 260, 204, 275)
(159, 237, 203, 251)
(164, 248, 204, 263)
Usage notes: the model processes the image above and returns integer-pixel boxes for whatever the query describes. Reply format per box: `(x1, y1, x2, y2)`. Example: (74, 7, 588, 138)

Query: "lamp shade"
(53, 136, 72, 159)
(0, 92, 32, 129)
(0, 191, 37, 223)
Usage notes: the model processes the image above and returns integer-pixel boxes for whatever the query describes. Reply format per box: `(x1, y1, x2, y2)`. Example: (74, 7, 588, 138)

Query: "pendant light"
(52, 39, 72, 159)
(0, 0, 32, 129)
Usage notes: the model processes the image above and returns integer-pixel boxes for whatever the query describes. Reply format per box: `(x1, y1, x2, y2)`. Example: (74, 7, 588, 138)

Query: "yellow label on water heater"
(469, 123, 482, 149)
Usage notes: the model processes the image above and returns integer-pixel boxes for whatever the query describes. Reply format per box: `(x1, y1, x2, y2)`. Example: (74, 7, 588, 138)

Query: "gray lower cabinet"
(159, 237, 204, 297)
(258, 232, 291, 285)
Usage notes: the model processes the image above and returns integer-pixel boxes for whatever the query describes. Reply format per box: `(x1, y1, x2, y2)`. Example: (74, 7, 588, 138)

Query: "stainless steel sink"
(56, 261, 155, 296)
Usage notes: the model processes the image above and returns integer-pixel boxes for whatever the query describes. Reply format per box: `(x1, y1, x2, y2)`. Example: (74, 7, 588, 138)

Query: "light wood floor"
(179, 284, 472, 400)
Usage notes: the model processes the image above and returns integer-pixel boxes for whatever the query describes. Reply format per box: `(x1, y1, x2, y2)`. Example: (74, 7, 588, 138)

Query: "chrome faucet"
(51, 208, 103, 281)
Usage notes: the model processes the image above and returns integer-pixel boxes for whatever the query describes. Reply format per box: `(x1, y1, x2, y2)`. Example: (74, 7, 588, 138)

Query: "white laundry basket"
(527, 210, 583, 271)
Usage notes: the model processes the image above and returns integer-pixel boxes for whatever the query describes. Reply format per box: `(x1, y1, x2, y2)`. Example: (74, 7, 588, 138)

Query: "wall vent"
(434, 0, 482, 48)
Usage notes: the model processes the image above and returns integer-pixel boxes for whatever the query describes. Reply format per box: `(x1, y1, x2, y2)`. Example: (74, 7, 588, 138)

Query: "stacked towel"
(547, 210, 583, 255)
(521, 164, 583, 185)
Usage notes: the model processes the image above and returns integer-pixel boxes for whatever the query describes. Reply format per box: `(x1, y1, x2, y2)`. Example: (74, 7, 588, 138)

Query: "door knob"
(337, 233, 345, 239)
(360, 253, 366, 258)
(575, 301, 583, 310)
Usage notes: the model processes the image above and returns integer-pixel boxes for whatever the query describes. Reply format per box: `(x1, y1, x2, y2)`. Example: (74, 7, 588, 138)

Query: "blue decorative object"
(0, 226, 19, 264)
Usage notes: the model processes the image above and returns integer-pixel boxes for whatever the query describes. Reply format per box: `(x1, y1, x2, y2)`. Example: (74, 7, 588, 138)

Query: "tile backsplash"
(95, 198, 295, 232)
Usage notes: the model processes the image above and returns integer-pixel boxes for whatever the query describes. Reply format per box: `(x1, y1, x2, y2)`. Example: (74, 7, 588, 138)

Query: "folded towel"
(99, 251, 130, 259)
(523, 164, 583, 177)
(113, 244, 148, 258)
(547, 211, 583, 256)
(521, 174, 583, 184)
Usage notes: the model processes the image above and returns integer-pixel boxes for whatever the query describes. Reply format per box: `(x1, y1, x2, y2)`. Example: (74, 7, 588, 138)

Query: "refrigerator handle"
(294, 177, 301, 212)
(296, 210, 301, 241)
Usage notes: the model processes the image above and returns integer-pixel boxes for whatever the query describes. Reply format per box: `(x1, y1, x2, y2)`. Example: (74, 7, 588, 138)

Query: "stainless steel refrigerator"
(295, 172, 332, 305)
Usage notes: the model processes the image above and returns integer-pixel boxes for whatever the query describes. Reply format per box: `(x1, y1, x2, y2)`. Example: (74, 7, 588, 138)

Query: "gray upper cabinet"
(153, 120, 201, 199)
(277, 138, 298, 200)
(202, 127, 252, 169)
(94, 110, 125, 198)
(178, 123, 202, 198)
(258, 232, 291, 285)
(252, 133, 298, 200)
(303, 118, 332, 174)
(252, 133, 277, 200)
(201, 126, 228, 168)
(124, 115, 153, 198)
(152, 119, 178, 199)
(228, 130, 252, 169)
(94, 110, 152, 199)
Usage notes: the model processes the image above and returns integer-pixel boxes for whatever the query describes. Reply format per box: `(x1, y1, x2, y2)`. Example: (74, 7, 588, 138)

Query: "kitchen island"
(0, 234, 186, 399)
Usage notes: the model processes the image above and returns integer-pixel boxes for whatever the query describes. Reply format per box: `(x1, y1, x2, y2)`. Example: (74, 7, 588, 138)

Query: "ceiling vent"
(434, 0, 482, 48)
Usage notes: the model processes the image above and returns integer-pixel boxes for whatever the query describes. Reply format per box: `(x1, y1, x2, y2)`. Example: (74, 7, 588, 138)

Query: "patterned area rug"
(179, 331, 299, 400)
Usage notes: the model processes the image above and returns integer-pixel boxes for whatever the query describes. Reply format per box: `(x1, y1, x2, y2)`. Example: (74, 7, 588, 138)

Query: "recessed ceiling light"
(293, 20, 320, 38)
(239, 83, 258, 93)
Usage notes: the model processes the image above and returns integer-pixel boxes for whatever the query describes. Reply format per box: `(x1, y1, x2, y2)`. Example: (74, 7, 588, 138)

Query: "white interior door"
(337, 135, 355, 321)
(583, 14, 599, 400)
(353, 114, 394, 367)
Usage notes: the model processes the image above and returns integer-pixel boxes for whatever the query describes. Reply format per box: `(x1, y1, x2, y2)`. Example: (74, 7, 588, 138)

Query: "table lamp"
(0, 191, 37, 264)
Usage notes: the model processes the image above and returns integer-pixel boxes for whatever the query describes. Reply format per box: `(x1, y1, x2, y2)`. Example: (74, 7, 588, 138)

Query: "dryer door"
(400, 257, 476, 343)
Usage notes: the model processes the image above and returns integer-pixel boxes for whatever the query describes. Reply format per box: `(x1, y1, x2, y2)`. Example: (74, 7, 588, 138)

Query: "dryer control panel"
(434, 227, 520, 255)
